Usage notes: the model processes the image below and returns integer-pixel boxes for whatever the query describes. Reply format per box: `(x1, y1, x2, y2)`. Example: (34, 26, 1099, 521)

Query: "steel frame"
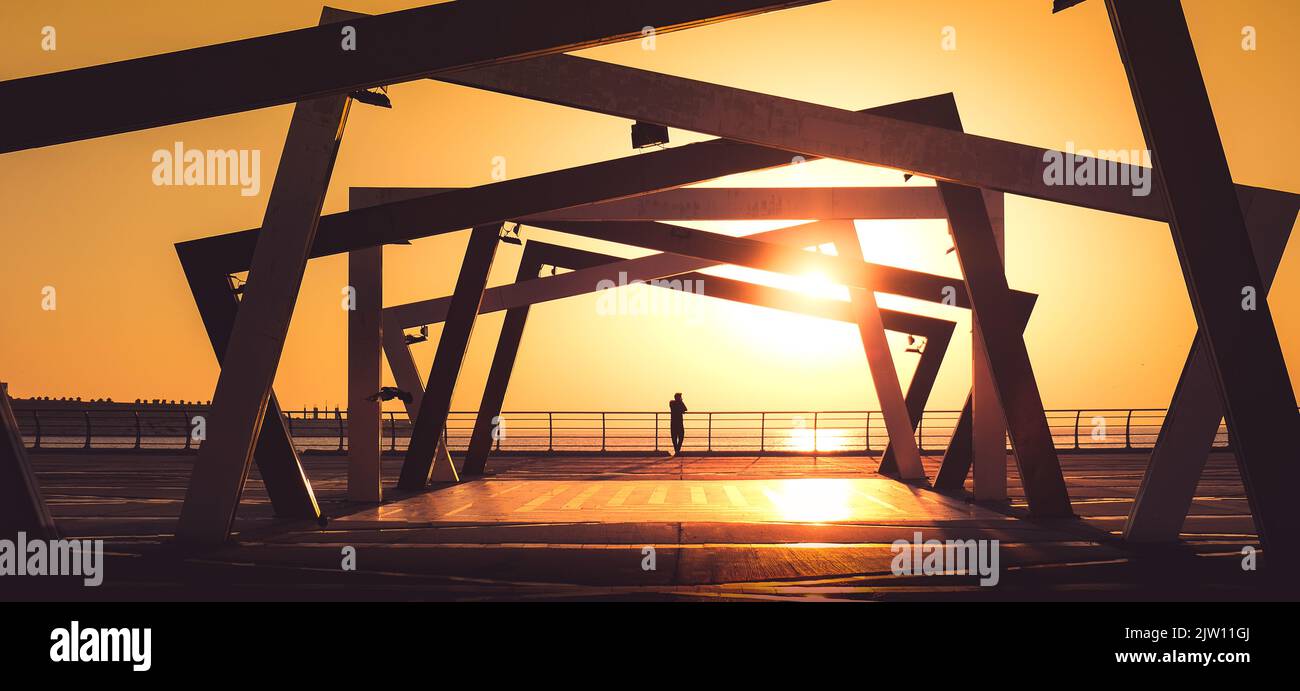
(10, 1, 1293, 546)
(378, 238, 957, 477)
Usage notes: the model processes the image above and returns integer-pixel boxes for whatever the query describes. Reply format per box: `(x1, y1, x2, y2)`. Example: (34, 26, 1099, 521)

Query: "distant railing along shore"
(7, 404, 1245, 454)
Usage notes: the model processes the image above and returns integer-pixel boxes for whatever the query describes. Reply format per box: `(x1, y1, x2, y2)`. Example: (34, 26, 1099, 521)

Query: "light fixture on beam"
(631, 121, 669, 149)
(404, 325, 429, 345)
(349, 86, 392, 108)
(499, 223, 523, 246)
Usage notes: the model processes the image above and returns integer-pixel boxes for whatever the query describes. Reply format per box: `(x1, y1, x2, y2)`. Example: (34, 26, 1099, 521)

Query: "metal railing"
(7, 404, 1246, 454)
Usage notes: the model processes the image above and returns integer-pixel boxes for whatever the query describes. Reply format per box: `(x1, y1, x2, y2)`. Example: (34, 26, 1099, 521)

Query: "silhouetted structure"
(0, 1, 1297, 575)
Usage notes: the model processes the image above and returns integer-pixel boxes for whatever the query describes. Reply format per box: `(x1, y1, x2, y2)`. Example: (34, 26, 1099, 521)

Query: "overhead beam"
(0, 1, 823, 152)
(352, 185, 982, 221)
(439, 53, 1296, 221)
(527, 220, 1035, 315)
(176, 94, 1007, 275)
(1105, 0, 1300, 564)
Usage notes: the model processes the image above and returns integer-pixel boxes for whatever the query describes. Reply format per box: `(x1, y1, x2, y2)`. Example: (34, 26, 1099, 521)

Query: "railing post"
(183, 410, 192, 450)
(548, 412, 553, 452)
(760, 412, 765, 453)
(134, 411, 142, 449)
(654, 412, 659, 452)
(864, 411, 871, 452)
(813, 412, 819, 452)
(32, 410, 42, 449)
(83, 410, 92, 449)
(337, 408, 345, 452)
(496, 414, 502, 451)
(389, 411, 397, 452)
(1073, 410, 1082, 450)
(1125, 409, 1134, 450)
(707, 413, 713, 452)
(601, 412, 606, 452)
(917, 412, 924, 454)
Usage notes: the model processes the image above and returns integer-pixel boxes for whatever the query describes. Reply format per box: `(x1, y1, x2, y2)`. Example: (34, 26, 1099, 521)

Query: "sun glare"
(786, 427, 849, 452)
(762, 479, 855, 522)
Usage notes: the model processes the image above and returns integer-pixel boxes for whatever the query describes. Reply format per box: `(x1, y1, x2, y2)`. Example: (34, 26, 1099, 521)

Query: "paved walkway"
(14, 451, 1268, 601)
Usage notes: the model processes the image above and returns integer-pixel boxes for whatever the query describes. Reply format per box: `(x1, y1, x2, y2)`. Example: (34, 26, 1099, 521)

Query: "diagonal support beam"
(1125, 187, 1297, 541)
(176, 248, 320, 519)
(934, 394, 974, 491)
(827, 222, 924, 479)
(879, 324, 954, 476)
(527, 220, 1028, 312)
(175, 49, 352, 544)
(924, 99, 1071, 517)
(0, 1, 823, 153)
(1, 382, 58, 539)
(398, 225, 502, 489)
(1106, 0, 1300, 563)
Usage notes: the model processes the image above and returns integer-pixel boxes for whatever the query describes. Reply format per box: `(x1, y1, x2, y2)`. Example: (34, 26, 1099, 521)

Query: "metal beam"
(923, 99, 1070, 517)
(0, 382, 58, 539)
(827, 223, 923, 479)
(175, 247, 320, 520)
(346, 244, 383, 503)
(175, 23, 353, 543)
(879, 323, 955, 475)
(461, 267, 538, 477)
(1106, 0, 1300, 563)
(440, 54, 1296, 221)
(527, 220, 1032, 313)
(399, 225, 502, 489)
(353, 186, 970, 221)
(934, 395, 975, 492)
(1125, 187, 1297, 541)
(0, 1, 822, 153)
(177, 95, 985, 275)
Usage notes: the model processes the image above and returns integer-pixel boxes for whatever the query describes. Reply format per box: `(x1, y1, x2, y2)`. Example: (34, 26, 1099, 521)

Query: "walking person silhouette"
(669, 393, 688, 455)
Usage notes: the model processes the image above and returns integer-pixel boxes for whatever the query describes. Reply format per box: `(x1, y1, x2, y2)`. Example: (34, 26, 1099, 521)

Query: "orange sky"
(1, 0, 1297, 414)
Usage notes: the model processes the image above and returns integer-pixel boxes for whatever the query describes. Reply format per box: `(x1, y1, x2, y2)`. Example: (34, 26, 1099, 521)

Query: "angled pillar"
(176, 39, 352, 544)
(463, 256, 543, 477)
(1, 382, 58, 539)
(1125, 187, 1296, 541)
(176, 250, 320, 520)
(829, 222, 923, 479)
(347, 245, 383, 502)
(880, 322, 954, 475)
(925, 99, 1071, 517)
(934, 394, 974, 491)
(1106, 0, 1300, 563)
(398, 225, 501, 489)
